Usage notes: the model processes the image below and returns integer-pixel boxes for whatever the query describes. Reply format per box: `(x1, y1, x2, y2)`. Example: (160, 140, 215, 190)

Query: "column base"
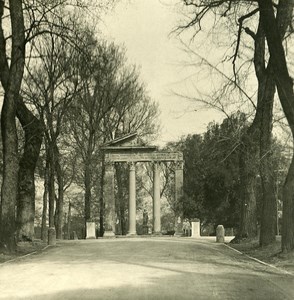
(126, 232, 137, 237)
(152, 232, 162, 236)
(174, 227, 184, 237)
(103, 230, 116, 238)
(174, 232, 184, 237)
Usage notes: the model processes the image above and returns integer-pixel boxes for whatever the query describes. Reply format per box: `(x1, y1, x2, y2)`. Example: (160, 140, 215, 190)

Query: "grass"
(229, 237, 294, 274)
(0, 239, 47, 264)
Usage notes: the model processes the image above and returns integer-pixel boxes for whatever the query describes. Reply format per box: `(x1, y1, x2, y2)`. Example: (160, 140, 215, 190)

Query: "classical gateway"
(90, 133, 184, 238)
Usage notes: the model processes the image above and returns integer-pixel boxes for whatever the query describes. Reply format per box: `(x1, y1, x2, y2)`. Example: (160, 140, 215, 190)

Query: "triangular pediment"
(102, 132, 158, 152)
(103, 133, 141, 147)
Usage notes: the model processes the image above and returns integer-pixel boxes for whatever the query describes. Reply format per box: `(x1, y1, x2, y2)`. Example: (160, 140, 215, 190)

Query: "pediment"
(102, 132, 158, 152)
(103, 133, 139, 147)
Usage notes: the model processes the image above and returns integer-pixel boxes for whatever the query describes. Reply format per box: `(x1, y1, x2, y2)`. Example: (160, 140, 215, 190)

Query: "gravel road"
(0, 237, 293, 299)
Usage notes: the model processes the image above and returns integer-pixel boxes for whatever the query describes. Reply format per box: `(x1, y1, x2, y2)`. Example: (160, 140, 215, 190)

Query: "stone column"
(128, 162, 137, 236)
(174, 160, 184, 236)
(103, 161, 116, 237)
(153, 162, 161, 235)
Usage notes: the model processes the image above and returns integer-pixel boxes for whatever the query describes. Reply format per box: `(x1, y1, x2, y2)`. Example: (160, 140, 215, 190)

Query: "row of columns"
(103, 160, 183, 237)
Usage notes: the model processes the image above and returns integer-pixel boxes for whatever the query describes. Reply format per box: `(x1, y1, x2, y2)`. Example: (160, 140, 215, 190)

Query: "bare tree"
(16, 97, 43, 241)
(22, 20, 82, 239)
(177, 0, 293, 246)
(67, 38, 160, 234)
(258, 0, 294, 252)
(0, 0, 25, 252)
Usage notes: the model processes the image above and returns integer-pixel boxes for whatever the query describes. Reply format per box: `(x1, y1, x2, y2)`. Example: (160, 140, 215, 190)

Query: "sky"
(100, 0, 224, 146)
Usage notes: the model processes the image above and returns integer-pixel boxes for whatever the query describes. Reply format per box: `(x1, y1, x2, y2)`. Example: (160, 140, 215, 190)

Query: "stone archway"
(95, 133, 183, 238)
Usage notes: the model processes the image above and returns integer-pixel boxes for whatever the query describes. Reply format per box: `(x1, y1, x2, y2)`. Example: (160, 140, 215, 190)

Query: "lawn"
(229, 237, 294, 274)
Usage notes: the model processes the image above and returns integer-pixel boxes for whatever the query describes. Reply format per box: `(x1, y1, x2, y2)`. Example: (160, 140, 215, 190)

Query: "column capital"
(104, 161, 114, 172)
(128, 161, 136, 170)
(173, 160, 184, 170)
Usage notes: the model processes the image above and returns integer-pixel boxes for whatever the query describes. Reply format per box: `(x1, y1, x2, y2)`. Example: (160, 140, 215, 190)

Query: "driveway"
(0, 237, 293, 299)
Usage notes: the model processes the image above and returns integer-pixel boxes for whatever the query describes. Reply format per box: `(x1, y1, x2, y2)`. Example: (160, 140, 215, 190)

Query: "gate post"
(153, 162, 161, 235)
(174, 161, 184, 237)
(216, 225, 225, 243)
(103, 161, 116, 237)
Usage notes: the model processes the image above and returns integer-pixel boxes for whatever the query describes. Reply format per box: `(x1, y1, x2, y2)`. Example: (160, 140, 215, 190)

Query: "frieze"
(104, 151, 183, 163)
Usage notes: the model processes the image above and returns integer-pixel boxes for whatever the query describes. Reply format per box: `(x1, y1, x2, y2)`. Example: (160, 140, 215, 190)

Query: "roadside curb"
(224, 243, 294, 276)
(0, 244, 53, 266)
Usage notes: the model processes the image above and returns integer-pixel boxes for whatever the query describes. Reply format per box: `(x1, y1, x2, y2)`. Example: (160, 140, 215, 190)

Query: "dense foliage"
(166, 113, 289, 233)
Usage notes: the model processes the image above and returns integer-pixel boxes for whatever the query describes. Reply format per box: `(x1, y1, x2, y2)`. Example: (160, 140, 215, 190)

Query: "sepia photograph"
(0, 0, 294, 299)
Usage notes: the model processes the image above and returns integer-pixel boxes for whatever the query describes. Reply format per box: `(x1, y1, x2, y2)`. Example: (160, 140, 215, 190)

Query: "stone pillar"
(103, 161, 116, 237)
(48, 227, 56, 246)
(128, 162, 137, 236)
(216, 225, 225, 243)
(153, 162, 161, 235)
(174, 161, 184, 237)
(191, 219, 200, 238)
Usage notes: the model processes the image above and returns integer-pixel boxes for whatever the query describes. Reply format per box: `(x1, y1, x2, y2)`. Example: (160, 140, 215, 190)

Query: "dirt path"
(0, 237, 293, 299)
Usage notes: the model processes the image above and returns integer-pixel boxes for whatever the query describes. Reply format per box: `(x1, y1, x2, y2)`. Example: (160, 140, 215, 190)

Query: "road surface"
(0, 237, 293, 299)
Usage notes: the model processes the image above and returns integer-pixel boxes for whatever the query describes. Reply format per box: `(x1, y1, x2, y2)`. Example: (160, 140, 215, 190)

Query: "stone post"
(191, 218, 200, 238)
(153, 162, 161, 235)
(103, 161, 116, 237)
(174, 161, 184, 237)
(128, 162, 137, 236)
(216, 225, 225, 243)
(86, 222, 96, 239)
(48, 227, 56, 245)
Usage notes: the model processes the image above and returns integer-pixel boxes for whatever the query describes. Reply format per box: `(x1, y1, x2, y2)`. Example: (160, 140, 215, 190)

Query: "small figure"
(143, 209, 149, 226)
(143, 209, 149, 234)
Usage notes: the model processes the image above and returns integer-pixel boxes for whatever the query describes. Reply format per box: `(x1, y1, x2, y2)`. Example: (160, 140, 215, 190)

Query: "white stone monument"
(86, 222, 96, 239)
(191, 219, 200, 238)
(216, 225, 225, 243)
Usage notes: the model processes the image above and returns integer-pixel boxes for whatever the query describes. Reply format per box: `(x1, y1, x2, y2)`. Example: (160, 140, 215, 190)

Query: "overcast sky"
(100, 0, 224, 146)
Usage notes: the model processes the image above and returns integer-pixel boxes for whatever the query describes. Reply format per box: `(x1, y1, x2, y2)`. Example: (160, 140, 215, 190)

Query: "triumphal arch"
(101, 133, 184, 237)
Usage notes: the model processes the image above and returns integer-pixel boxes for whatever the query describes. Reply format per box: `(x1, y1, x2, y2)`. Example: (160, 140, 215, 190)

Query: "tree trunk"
(99, 163, 105, 237)
(84, 135, 94, 225)
(16, 97, 43, 242)
(84, 160, 92, 223)
(0, 91, 19, 252)
(67, 202, 71, 240)
(251, 23, 276, 246)
(258, 71, 276, 247)
(257, 0, 291, 248)
(47, 144, 55, 229)
(238, 135, 259, 240)
(0, 0, 25, 252)
(282, 158, 294, 252)
(41, 163, 49, 241)
(258, 0, 294, 252)
(54, 146, 64, 239)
